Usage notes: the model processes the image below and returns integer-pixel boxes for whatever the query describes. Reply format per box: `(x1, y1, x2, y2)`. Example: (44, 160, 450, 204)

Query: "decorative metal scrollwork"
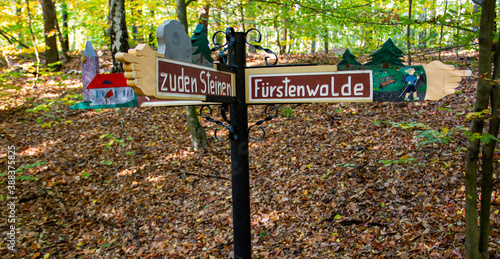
(248, 105, 278, 141)
(200, 105, 235, 142)
(210, 27, 278, 66)
(211, 27, 235, 65)
(245, 28, 278, 66)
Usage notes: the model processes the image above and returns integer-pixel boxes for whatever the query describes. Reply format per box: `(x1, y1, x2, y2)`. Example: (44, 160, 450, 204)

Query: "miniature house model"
(86, 73, 135, 106)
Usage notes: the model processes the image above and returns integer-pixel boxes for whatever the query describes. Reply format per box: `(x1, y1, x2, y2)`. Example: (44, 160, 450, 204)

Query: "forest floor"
(0, 49, 499, 258)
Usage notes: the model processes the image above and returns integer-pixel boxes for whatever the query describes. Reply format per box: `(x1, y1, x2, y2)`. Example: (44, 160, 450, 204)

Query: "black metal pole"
(228, 32, 251, 258)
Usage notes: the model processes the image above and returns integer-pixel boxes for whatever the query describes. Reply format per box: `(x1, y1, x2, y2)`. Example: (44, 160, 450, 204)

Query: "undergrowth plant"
(0, 161, 47, 182)
(379, 156, 418, 166)
(281, 107, 295, 118)
(100, 134, 135, 166)
(26, 90, 82, 127)
(0, 68, 23, 97)
(376, 120, 466, 147)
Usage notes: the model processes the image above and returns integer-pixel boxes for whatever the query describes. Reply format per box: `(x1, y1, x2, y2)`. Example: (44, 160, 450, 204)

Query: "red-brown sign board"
(156, 58, 235, 100)
(245, 66, 373, 104)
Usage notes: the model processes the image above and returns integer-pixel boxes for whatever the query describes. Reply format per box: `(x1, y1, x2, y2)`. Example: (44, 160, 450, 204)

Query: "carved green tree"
(338, 49, 362, 70)
(364, 38, 405, 68)
(191, 24, 213, 65)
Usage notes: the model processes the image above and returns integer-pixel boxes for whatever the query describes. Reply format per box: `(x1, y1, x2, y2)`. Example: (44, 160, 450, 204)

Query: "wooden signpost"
(71, 19, 471, 258)
(71, 22, 222, 109)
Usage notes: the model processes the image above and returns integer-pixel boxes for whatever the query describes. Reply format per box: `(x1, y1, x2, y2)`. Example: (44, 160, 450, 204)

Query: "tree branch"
(249, 0, 476, 33)
(0, 28, 30, 49)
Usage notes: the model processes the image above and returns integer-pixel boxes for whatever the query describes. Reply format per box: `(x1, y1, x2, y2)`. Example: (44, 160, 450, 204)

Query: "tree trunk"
(281, 25, 287, 54)
(39, 0, 60, 68)
(109, 0, 130, 73)
(16, 0, 24, 45)
(478, 30, 500, 259)
(323, 30, 329, 54)
(247, 0, 256, 54)
(130, 0, 142, 45)
(176, 0, 188, 31)
(61, 0, 69, 51)
(274, 24, 281, 54)
(199, 3, 210, 33)
(419, 8, 427, 49)
(239, 4, 245, 31)
(464, 0, 496, 257)
(438, 0, 448, 60)
(176, 0, 208, 151)
(407, 0, 412, 66)
(53, 6, 70, 62)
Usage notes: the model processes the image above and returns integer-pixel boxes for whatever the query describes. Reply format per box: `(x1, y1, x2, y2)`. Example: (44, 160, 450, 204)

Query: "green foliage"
(281, 107, 295, 118)
(81, 171, 91, 179)
(322, 171, 333, 179)
(100, 160, 113, 165)
(379, 156, 417, 166)
(100, 134, 135, 165)
(15, 161, 47, 173)
(0, 0, 479, 57)
(26, 92, 80, 127)
(379, 120, 428, 130)
(464, 132, 500, 144)
(415, 127, 464, 147)
(465, 109, 491, 121)
(379, 120, 467, 148)
(100, 134, 133, 150)
(0, 68, 23, 97)
(1, 161, 47, 181)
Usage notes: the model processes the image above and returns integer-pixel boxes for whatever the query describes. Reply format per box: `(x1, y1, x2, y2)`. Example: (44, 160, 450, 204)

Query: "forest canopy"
(0, 0, 481, 58)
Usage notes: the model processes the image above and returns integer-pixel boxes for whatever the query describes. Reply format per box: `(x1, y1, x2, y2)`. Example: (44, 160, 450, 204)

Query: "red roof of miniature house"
(87, 73, 127, 89)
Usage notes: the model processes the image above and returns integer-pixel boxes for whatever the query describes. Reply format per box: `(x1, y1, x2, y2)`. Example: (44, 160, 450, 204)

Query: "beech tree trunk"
(39, 0, 60, 68)
(109, 0, 130, 73)
(464, 0, 497, 257)
(176, 0, 208, 151)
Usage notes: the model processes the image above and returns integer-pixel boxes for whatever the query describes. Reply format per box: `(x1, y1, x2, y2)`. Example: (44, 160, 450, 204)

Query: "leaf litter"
(0, 50, 499, 258)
